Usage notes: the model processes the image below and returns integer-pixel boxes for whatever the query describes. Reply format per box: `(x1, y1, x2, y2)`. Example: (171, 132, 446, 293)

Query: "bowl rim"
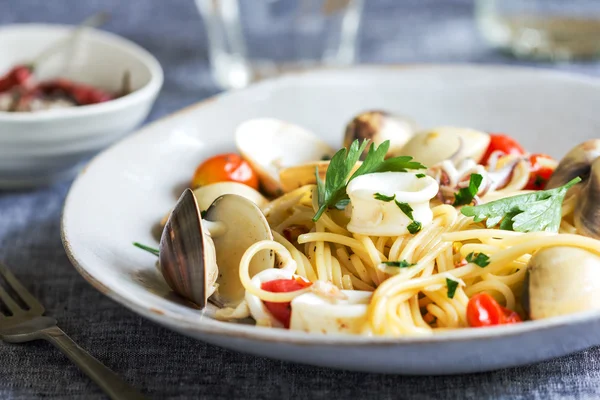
(0, 23, 164, 121)
(62, 64, 600, 346)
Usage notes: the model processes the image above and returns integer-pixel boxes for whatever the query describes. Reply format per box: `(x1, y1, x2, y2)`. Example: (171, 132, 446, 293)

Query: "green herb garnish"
(446, 278, 459, 299)
(382, 260, 415, 268)
(200, 210, 207, 218)
(466, 252, 490, 268)
(395, 200, 414, 220)
(407, 220, 422, 234)
(313, 139, 425, 221)
(133, 242, 159, 257)
(453, 173, 483, 206)
(416, 173, 426, 178)
(461, 177, 581, 233)
(374, 193, 396, 202)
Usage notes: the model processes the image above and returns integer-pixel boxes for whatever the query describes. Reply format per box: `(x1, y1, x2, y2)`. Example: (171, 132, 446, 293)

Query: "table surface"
(2, 1, 600, 399)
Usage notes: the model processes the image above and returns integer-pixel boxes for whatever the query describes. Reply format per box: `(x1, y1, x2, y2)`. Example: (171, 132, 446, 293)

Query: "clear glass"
(196, 0, 364, 89)
(476, 0, 600, 60)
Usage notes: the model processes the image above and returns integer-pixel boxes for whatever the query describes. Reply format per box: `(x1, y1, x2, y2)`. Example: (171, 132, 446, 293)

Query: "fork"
(0, 262, 145, 400)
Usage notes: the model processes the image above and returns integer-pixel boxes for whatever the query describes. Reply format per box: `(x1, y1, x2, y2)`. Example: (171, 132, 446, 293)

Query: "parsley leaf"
(407, 220, 422, 234)
(461, 177, 581, 233)
(133, 242, 159, 257)
(374, 193, 396, 202)
(466, 252, 490, 268)
(416, 173, 426, 178)
(313, 139, 426, 221)
(446, 278, 459, 299)
(395, 200, 414, 220)
(453, 173, 483, 206)
(382, 260, 415, 268)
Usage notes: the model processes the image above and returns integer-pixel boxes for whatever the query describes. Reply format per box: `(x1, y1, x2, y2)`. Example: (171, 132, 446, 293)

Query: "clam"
(574, 157, 600, 239)
(193, 181, 268, 210)
(523, 246, 600, 320)
(236, 118, 335, 197)
(160, 189, 274, 308)
(279, 160, 362, 193)
(343, 110, 416, 159)
(159, 181, 268, 228)
(396, 127, 491, 167)
(546, 139, 600, 189)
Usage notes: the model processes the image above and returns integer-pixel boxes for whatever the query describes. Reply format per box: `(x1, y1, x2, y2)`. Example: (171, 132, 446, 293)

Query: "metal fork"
(0, 262, 145, 400)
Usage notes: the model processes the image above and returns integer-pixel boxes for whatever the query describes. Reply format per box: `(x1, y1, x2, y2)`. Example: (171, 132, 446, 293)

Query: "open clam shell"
(236, 118, 335, 196)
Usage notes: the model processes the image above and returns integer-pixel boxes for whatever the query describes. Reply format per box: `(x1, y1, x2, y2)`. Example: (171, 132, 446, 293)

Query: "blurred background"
(3, 0, 599, 123)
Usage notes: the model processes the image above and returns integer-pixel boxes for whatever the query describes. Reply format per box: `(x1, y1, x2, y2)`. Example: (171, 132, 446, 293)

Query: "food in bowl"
(135, 111, 600, 337)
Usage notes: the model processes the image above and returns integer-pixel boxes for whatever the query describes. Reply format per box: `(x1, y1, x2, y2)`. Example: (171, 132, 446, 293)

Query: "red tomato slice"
(261, 278, 312, 328)
(191, 153, 259, 190)
(525, 153, 555, 190)
(467, 293, 522, 328)
(481, 133, 526, 165)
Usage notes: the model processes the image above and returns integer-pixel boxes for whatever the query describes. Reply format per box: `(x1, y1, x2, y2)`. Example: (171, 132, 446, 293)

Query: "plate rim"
(61, 64, 600, 346)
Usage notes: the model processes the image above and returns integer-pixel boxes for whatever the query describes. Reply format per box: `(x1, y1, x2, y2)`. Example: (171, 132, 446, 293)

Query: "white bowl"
(63, 66, 600, 374)
(0, 24, 163, 188)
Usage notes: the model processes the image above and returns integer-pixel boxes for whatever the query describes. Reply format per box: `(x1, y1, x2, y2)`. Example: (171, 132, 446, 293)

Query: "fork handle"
(40, 326, 145, 400)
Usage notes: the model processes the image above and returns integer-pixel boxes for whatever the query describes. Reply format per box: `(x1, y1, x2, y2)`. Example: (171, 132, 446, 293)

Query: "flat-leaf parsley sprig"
(312, 139, 426, 221)
(461, 177, 581, 233)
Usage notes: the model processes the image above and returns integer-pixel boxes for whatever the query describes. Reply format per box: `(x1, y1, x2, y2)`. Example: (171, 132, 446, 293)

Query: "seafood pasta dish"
(135, 111, 600, 337)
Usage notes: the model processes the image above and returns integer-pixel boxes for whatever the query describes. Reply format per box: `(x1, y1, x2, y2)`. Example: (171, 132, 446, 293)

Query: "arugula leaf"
(382, 260, 415, 268)
(312, 139, 427, 222)
(407, 220, 422, 234)
(133, 242, 159, 257)
(446, 278, 459, 299)
(461, 177, 581, 233)
(416, 173, 426, 178)
(466, 252, 490, 268)
(374, 193, 396, 202)
(395, 200, 414, 220)
(453, 173, 483, 206)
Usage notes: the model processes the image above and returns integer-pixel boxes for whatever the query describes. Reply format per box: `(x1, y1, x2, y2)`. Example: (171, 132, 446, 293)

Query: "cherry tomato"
(467, 293, 522, 328)
(261, 277, 312, 328)
(191, 153, 259, 190)
(525, 153, 555, 190)
(481, 133, 526, 165)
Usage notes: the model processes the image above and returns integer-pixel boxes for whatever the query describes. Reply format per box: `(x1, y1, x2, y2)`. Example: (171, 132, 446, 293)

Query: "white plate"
(62, 66, 600, 374)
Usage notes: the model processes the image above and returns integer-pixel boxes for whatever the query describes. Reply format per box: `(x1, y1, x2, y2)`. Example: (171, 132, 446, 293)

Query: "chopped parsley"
(382, 260, 415, 268)
(133, 242, 159, 257)
(395, 200, 414, 219)
(374, 193, 396, 202)
(416, 173, 426, 178)
(466, 252, 490, 268)
(407, 220, 422, 234)
(446, 278, 459, 299)
(453, 173, 483, 207)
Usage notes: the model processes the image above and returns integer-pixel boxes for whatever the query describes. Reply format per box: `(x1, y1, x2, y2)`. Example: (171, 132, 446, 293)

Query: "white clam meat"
(236, 118, 335, 196)
(289, 290, 372, 334)
(397, 126, 491, 166)
(346, 172, 439, 236)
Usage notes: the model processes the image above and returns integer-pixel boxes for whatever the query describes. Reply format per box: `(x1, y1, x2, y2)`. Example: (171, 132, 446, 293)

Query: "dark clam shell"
(159, 188, 209, 308)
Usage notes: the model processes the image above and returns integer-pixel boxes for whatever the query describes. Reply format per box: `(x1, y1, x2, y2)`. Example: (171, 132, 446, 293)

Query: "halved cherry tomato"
(261, 277, 312, 328)
(467, 293, 522, 328)
(191, 153, 259, 190)
(525, 153, 555, 190)
(481, 133, 526, 165)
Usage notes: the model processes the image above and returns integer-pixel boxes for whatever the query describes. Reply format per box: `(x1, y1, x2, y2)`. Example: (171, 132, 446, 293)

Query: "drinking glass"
(476, 0, 600, 60)
(196, 0, 364, 89)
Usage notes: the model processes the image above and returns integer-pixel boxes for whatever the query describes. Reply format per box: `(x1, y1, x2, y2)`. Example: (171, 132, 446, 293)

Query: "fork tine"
(0, 286, 22, 314)
(0, 263, 44, 315)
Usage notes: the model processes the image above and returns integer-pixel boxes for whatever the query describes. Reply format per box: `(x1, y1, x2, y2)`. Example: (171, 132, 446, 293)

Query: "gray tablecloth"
(2, 1, 600, 399)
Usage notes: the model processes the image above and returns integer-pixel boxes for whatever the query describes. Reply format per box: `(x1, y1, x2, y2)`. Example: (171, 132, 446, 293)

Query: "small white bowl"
(0, 24, 163, 188)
